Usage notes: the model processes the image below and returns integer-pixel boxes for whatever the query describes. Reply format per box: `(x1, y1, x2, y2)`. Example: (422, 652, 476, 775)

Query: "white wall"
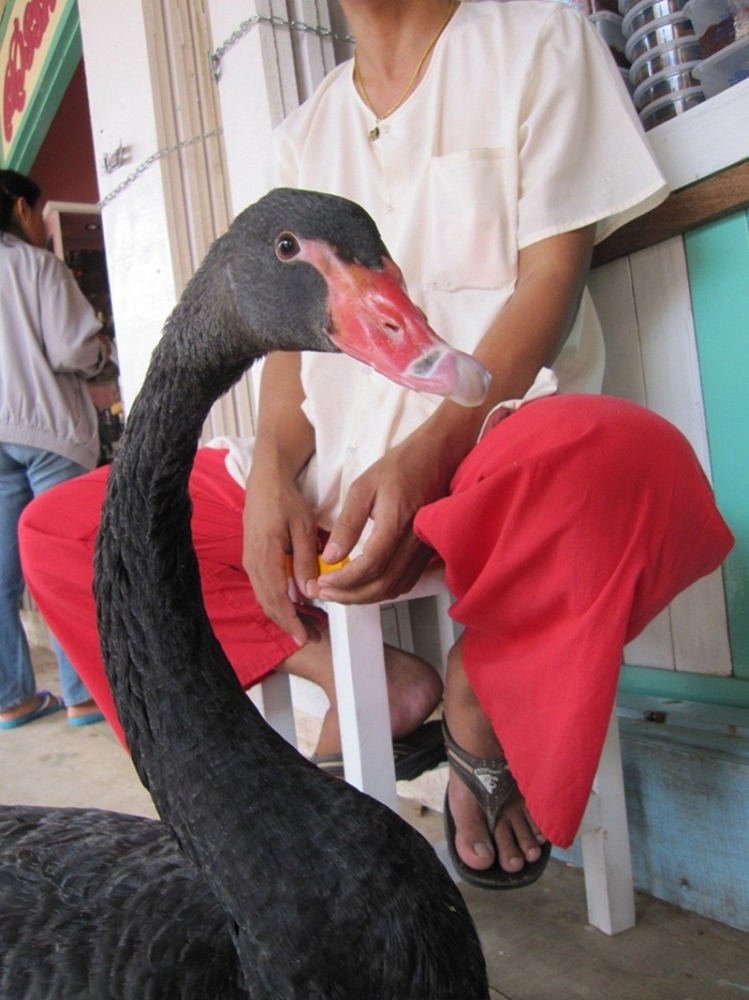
(77, 0, 179, 412)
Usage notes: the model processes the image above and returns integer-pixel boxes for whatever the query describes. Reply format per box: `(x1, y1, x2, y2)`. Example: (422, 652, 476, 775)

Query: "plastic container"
(629, 37, 703, 82)
(625, 13, 697, 61)
(563, 0, 621, 12)
(632, 59, 701, 103)
(693, 31, 749, 91)
(589, 11, 630, 64)
(619, 0, 640, 16)
(684, 0, 749, 55)
(623, 0, 691, 36)
(638, 86, 706, 126)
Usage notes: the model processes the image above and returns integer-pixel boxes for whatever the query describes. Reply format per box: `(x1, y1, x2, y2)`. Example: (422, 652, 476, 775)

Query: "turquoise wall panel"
(685, 211, 749, 679)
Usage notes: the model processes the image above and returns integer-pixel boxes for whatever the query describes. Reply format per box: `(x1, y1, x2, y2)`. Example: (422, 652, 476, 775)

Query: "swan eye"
(275, 232, 300, 261)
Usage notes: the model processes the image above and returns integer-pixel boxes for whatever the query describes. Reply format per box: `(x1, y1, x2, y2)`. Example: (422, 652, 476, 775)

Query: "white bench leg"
(262, 579, 635, 935)
(578, 710, 636, 935)
(250, 671, 297, 749)
(327, 602, 398, 811)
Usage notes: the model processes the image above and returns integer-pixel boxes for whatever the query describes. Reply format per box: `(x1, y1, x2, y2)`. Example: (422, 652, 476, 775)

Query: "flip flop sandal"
(310, 719, 447, 782)
(442, 715, 551, 890)
(68, 710, 106, 727)
(0, 691, 64, 730)
(393, 718, 447, 780)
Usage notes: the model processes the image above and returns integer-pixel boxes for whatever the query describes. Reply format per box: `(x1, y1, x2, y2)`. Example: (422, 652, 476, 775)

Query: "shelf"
(593, 77, 749, 266)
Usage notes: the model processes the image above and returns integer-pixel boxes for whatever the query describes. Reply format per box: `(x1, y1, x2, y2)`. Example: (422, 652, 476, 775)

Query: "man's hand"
(243, 466, 321, 648)
(314, 429, 449, 605)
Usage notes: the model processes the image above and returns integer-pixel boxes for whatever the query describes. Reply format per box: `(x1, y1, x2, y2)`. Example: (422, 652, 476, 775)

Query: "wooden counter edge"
(592, 158, 749, 268)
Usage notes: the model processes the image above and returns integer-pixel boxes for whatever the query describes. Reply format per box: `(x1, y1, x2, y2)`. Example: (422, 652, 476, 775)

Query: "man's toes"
(449, 781, 496, 871)
(494, 823, 527, 873)
(455, 829, 495, 871)
(495, 812, 543, 872)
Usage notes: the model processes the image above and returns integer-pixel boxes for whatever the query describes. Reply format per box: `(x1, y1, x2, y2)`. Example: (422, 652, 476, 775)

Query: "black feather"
(1, 189, 489, 999)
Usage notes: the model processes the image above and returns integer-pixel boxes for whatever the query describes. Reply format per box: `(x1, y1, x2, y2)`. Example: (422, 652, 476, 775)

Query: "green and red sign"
(0, 0, 80, 170)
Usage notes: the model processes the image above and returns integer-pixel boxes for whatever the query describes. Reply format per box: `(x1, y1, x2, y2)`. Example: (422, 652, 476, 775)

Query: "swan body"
(1, 189, 490, 999)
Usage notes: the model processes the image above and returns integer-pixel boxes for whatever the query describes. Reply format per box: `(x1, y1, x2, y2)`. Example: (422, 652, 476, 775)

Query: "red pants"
(20, 396, 733, 846)
(414, 395, 734, 845)
(19, 448, 298, 746)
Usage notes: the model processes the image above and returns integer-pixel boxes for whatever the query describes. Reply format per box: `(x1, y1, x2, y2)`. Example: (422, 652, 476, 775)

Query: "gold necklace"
(354, 0, 457, 142)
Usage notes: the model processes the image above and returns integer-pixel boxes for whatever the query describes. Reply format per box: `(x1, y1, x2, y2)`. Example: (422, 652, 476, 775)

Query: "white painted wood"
(257, 571, 635, 933)
(591, 240, 732, 677)
(591, 255, 676, 670)
(630, 238, 711, 475)
(78, 0, 232, 418)
(205, 0, 281, 217)
(207, 0, 337, 218)
(144, 0, 230, 290)
(625, 607, 676, 672)
(646, 77, 749, 191)
(248, 671, 298, 748)
(630, 239, 731, 676)
(327, 602, 398, 811)
(589, 258, 647, 405)
(578, 710, 636, 936)
(288, 0, 340, 94)
(77, 0, 180, 412)
(670, 569, 733, 676)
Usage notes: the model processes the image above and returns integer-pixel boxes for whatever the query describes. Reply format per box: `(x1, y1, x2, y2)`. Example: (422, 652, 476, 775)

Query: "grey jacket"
(1, 233, 104, 469)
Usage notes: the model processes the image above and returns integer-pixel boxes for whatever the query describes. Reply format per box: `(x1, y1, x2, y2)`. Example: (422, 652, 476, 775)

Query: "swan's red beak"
(300, 242, 490, 407)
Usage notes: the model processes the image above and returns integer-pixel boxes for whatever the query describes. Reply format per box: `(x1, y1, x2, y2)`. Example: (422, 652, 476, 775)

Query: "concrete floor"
(2, 645, 749, 1000)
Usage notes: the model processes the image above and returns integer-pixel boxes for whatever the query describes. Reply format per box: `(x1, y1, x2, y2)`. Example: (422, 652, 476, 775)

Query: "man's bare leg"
(443, 638, 545, 874)
(277, 632, 443, 756)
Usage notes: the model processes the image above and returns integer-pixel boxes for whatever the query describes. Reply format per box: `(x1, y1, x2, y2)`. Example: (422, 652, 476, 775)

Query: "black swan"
(1, 189, 491, 999)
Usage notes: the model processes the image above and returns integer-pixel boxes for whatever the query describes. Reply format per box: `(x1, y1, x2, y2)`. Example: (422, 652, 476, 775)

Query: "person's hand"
(243, 464, 321, 648)
(96, 332, 113, 362)
(314, 427, 452, 605)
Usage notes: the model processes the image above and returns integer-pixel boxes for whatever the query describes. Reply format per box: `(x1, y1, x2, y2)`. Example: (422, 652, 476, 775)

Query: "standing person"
(20, 0, 732, 891)
(0, 170, 108, 729)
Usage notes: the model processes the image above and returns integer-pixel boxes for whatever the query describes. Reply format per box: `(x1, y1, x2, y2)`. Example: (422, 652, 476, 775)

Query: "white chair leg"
(322, 578, 636, 934)
(327, 602, 398, 811)
(578, 710, 636, 935)
(251, 671, 298, 749)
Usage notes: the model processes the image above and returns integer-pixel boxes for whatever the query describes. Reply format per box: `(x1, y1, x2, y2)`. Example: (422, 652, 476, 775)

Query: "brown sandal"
(442, 715, 551, 889)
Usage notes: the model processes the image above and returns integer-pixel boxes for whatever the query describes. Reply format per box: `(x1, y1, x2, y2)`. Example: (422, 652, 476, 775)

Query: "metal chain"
(99, 14, 352, 209)
(97, 128, 224, 210)
(210, 13, 353, 78)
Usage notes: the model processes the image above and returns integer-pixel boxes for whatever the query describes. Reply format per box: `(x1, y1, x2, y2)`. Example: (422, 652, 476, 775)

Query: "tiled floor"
(2, 645, 749, 1000)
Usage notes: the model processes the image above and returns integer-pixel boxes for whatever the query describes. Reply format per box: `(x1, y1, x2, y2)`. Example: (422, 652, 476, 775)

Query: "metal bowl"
(625, 13, 697, 61)
(629, 37, 703, 83)
(622, 0, 690, 36)
(632, 60, 701, 105)
(639, 87, 705, 128)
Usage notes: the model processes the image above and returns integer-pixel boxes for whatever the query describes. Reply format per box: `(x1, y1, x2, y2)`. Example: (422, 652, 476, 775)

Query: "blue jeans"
(0, 443, 93, 711)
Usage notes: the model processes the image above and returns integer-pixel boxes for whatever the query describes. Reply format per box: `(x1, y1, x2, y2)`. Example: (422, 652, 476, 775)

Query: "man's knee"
(20, 466, 108, 554)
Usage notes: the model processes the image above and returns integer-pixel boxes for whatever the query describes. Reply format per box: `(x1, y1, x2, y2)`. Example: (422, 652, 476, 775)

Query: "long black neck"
(95, 289, 302, 922)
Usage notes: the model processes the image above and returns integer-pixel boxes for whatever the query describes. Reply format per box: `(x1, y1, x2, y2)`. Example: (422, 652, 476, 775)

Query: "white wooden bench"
(255, 567, 635, 935)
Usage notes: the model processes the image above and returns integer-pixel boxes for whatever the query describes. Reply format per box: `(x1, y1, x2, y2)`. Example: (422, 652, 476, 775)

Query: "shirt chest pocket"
(422, 147, 512, 292)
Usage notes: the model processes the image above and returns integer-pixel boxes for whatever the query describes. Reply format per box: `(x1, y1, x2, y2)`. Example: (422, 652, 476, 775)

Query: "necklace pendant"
(368, 124, 380, 142)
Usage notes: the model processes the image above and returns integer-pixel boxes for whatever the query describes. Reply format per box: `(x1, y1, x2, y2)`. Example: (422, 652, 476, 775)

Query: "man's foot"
(443, 642, 549, 888)
(444, 717, 548, 887)
(311, 718, 447, 781)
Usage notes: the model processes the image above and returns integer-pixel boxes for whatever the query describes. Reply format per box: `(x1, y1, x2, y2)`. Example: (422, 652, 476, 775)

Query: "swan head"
(223, 188, 490, 407)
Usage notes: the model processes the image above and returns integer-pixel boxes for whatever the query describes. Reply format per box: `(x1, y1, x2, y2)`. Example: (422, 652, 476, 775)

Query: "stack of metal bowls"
(620, 0, 706, 127)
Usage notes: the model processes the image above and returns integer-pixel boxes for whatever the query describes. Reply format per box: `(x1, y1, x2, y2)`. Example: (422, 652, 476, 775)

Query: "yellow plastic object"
(285, 554, 350, 576)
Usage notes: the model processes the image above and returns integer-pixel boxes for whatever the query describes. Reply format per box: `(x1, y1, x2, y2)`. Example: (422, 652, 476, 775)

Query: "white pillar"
(76, 0, 179, 411)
